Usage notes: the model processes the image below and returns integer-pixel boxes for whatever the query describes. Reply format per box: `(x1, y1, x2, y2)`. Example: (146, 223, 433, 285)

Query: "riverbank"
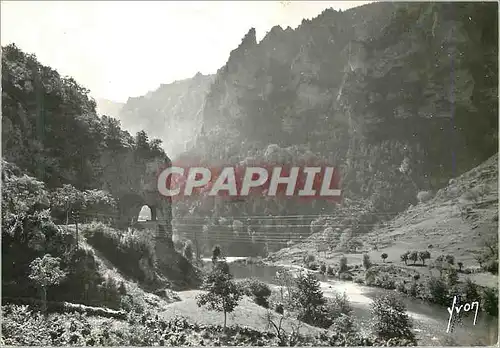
(264, 256, 498, 317)
(227, 259, 497, 346)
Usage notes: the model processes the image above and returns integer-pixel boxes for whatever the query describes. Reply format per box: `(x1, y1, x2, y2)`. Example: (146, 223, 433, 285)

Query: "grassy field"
(157, 290, 324, 336)
(269, 155, 498, 288)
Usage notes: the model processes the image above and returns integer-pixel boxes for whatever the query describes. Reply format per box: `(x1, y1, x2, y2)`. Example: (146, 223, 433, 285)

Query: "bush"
(275, 303, 284, 315)
(238, 278, 271, 308)
(426, 277, 449, 306)
(83, 223, 156, 283)
(328, 291, 352, 318)
(327, 265, 335, 276)
(329, 313, 356, 334)
(396, 281, 407, 293)
(370, 294, 416, 342)
(320, 264, 327, 274)
(463, 278, 480, 303)
(481, 287, 498, 317)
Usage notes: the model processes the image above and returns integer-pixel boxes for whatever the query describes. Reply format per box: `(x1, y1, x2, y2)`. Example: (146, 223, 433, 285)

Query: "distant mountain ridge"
(109, 73, 214, 159)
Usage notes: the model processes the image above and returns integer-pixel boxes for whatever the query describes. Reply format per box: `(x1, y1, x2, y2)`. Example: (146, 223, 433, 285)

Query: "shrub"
(396, 281, 407, 293)
(239, 278, 271, 308)
(463, 278, 480, 303)
(481, 287, 499, 317)
(426, 277, 449, 306)
(365, 268, 378, 286)
(370, 294, 416, 342)
(275, 303, 284, 315)
(485, 260, 498, 274)
(339, 256, 348, 273)
(329, 313, 356, 334)
(327, 265, 335, 276)
(408, 282, 419, 298)
(328, 291, 352, 318)
(83, 223, 156, 283)
(320, 264, 327, 274)
(362, 254, 372, 269)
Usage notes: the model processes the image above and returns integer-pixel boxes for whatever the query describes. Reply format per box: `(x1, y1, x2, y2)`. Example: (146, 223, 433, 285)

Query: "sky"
(1, 1, 372, 103)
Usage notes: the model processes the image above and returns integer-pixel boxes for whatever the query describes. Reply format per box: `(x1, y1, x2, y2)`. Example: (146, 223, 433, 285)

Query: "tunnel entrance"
(138, 205, 152, 222)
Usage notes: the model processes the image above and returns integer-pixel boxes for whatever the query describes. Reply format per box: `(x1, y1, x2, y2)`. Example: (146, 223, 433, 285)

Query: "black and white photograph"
(1, 1, 498, 346)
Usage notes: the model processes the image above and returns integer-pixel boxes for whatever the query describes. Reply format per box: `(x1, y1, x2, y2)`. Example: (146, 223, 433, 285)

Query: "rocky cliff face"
(174, 2, 497, 255)
(193, 2, 497, 189)
(117, 73, 214, 159)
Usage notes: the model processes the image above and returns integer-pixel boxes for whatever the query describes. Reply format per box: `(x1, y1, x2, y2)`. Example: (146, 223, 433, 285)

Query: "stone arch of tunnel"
(116, 190, 173, 250)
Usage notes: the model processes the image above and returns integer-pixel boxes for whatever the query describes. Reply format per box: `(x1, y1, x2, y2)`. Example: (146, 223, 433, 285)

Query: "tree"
(418, 251, 431, 265)
(196, 260, 242, 329)
(457, 262, 464, 272)
(50, 184, 86, 227)
(409, 251, 418, 265)
(400, 251, 410, 265)
(295, 272, 333, 328)
(370, 294, 415, 342)
(362, 254, 372, 270)
(381, 253, 388, 263)
(212, 244, 222, 263)
(28, 254, 67, 315)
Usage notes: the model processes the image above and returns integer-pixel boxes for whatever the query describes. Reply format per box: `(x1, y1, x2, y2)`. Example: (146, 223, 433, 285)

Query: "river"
(202, 258, 498, 346)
